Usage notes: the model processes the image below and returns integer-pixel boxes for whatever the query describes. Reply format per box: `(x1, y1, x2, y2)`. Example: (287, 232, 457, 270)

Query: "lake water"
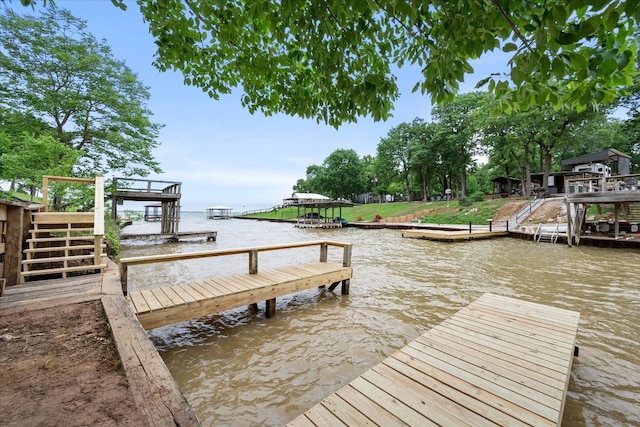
(119, 212, 639, 426)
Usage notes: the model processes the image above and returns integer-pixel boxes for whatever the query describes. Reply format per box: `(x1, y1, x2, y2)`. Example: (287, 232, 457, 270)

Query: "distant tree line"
(294, 88, 639, 202)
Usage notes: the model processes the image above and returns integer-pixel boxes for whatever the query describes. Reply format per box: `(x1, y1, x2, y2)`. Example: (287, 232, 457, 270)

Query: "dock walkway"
(120, 241, 353, 330)
(287, 293, 580, 427)
(402, 228, 509, 242)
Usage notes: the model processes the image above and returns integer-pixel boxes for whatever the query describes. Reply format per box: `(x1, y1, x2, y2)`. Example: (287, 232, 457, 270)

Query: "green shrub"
(470, 191, 485, 202)
(104, 215, 121, 258)
(458, 196, 472, 207)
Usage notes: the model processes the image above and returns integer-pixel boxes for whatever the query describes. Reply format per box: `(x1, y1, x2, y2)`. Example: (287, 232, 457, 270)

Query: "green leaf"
(475, 77, 491, 88)
(502, 42, 517, 52)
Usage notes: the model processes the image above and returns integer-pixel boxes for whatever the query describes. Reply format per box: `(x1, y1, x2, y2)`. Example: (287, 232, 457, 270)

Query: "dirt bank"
(0, 300, 150, 426)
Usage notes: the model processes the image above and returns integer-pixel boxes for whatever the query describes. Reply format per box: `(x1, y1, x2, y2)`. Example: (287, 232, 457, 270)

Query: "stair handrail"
(514, 197, 546, 225)
(534, 223, 542, 242)
(41, 174, 104, 267)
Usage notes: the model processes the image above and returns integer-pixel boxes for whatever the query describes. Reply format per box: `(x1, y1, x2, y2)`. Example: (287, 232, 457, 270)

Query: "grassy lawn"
(245, 198, 512, 225)
(0, 190, 41, 204)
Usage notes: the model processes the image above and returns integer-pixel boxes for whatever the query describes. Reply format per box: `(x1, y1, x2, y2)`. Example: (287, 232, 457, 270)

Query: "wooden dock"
(287, 293, 580, 427)
(402, 228, 509, 242)
(120, 241, 353, 330)
(121, 231, 218, 242)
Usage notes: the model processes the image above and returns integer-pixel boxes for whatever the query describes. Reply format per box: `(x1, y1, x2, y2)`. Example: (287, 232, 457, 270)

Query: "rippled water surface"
(120, 213, 640, 426)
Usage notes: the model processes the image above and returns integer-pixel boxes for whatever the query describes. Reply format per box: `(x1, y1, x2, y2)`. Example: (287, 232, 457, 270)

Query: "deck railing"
(112, 177, 182, 195)
(119, 240, 353, 296)
(565, 173, 640, 194)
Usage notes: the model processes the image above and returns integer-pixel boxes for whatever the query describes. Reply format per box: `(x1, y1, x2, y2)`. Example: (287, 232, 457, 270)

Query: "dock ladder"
(534, 222, 560, 243)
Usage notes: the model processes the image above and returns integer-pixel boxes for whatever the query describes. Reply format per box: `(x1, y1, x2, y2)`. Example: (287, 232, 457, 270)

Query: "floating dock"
(402, 228, 509, 242)
(288, 293, 580, 426)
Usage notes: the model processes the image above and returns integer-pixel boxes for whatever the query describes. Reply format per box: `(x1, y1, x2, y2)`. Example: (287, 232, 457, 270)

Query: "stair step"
(20, 263, 107, 277)
(32, 212, 94, 225)
(27, 236, 97, 243)
(30, 227, 94, 234)
(24, 244, 106, 254)
(21, 254, 100, 265)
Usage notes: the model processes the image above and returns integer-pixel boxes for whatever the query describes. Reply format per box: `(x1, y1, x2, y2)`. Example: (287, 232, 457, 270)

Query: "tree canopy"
(116, 1, 640, 127)
(0, 7, 163, 178)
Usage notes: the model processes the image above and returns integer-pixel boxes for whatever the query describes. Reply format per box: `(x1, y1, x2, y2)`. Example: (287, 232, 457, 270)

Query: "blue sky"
(21, 1, 507, 211)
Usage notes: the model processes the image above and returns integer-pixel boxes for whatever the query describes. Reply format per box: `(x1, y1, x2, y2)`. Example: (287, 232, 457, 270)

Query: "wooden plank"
(428, 323, 567, 374)
(334, 384, 406, 427)
(101, 295, 200, 426)
(159, 286, 187, 307)
(148, 288, 173, 309)
(201, 278, 235, 296)
(286, 293, 579, 427)
(173, 283, 202, 302)
(348, 377, 437, 426)
(135, 267, 352, 329)
(409, 327, 564, 401)
(139, 289, 164, 311)
(386, 353, 535, 427)
(364, 365, 498, 426)
(320, 393, 375, 426)
(445, 315, 572, 360)
(416, 326, 566, 388)
(129, 291, 151, 314)
(301, 402, 347, 426)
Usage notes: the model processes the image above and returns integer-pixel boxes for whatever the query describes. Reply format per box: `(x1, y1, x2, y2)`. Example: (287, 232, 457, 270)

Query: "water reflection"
(119, 215, 640, 426)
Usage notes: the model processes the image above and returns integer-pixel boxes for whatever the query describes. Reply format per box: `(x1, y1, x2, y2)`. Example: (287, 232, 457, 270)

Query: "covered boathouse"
(283, 193, 353, 228)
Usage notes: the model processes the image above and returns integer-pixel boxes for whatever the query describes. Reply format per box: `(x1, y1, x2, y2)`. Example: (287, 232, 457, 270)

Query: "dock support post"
(265, 298, 276, 318)
(342, 243, 353, 295)
(320, 243, 328, 262)
(341, 279, 350, 295)
(249, 250, 258, 274)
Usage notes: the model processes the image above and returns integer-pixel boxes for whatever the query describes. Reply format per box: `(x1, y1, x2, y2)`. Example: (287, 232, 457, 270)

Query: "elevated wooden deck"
(287, 293, 580, 427)
(120, 241, 353, 330)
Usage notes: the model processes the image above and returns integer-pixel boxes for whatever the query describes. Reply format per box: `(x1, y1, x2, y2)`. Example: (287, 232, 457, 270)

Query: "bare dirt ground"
(492, 199, 530, 221)
(520, 199, 567, 224)
(0, 300, 149, 427)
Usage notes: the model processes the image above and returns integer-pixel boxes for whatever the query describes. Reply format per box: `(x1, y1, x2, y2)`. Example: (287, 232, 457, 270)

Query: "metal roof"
(561, 149, 630, 169)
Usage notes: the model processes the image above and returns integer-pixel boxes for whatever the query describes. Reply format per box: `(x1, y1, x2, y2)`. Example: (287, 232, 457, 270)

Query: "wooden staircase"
(624, 203, 640, 222)
(21, 212, 106, 282)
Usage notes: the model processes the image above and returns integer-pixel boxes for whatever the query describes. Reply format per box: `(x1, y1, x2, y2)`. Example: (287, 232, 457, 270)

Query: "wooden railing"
(119, 240, 353, 296)
(565, 173, 640, 194)
(112, 177, 181, 195)
(41, 174, 104, 267)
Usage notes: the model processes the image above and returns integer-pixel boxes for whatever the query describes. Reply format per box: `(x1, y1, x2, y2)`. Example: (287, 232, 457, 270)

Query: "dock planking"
(287, 293, 580, 427)
(121, 241, 353, 330)
(402, 228, 509, 242)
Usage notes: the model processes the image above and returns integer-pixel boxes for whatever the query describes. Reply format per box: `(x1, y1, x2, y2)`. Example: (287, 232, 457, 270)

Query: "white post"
(94, 174, 105, 266)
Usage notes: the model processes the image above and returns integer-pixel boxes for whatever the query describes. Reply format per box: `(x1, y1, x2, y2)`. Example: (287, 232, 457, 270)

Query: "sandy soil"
(0, 300, 149, 427)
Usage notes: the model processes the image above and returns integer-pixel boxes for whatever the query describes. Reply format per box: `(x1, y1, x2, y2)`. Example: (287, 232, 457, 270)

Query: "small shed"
(1, 199, 40, 289)
(206, 206, 233, 219)
(491, 177, 522, 197)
